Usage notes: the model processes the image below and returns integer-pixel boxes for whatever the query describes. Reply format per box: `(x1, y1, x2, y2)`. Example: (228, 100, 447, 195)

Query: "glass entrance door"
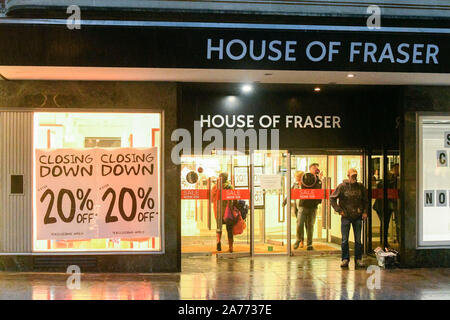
(288, 153, 363, 254)
(180, 152, 251, 255)
(327, 154, 364, 249)
(289, 155, 327, 251)
(251, 150, 290, 255)
(368, 151, 400, 252)
(181, 150, 367, 257)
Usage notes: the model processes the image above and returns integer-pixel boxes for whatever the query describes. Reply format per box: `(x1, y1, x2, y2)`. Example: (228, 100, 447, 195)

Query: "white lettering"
(286, 115, 294, 128)
(207, 39, 223, 60)
(249, 40, 266, 61)
(378, 43, 395, 63)
(364, 43, 377, 63)
(413, 44, 424, 64)
(314, 116, 323, 128)
(211, 115, 225, 128)
(350, 42, 362, 63)
(306, 41, 326, 62)
(333, 116, 342, 128)
(226, 39, 247, 61)
(268, 40, 282, 61)
(396, 43, 410, 64)
(426, 44, 439, 64)
(259, 115, 273, 128)
(295, 116, 303, 128)
(285, 41, 297, 62)
(200, 114, 210, 128)
(304, 116, 314, 128)
(329, 42, 341, 62)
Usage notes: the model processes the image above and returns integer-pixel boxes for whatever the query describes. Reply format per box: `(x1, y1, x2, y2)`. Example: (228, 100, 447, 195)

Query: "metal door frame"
(250, 151, 291, 257)
(366, 148, 401, 255)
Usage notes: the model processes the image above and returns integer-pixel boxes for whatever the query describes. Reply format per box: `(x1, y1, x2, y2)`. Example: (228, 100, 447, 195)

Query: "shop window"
(33, 112, 162, 252)
(418, 115, 450, 248)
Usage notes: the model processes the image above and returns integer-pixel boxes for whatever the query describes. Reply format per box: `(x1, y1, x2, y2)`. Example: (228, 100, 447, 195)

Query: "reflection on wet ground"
(0, 255, 449, 300)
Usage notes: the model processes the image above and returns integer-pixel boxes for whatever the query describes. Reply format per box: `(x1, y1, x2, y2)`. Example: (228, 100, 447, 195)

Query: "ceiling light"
(241, 84, 253, 94)
(227, 95, 237, 102)
(314, 87, 321, 92)
(347, 73, 355, 78)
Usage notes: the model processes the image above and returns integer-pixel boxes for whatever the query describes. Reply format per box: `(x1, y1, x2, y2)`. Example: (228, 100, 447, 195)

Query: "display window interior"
(419, 115, 450, 247)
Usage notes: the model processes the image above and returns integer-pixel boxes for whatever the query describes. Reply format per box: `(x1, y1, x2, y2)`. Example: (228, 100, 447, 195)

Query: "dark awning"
(0, 19, 449, 73)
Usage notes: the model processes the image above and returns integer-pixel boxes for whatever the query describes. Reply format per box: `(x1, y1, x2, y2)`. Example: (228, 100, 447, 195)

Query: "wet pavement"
(0, 255, 449, 300)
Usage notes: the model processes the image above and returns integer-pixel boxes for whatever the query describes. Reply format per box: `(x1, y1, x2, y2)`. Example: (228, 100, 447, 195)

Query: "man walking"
(330, 168, 368, 268)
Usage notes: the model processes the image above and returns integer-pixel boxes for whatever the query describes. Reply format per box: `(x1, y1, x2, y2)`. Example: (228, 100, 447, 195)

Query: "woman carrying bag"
(211, 172, 236, 253)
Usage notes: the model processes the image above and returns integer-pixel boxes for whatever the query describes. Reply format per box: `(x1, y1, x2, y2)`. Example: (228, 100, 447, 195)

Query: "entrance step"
(216, 252, 251, 259)
(182, 252, 212, 257)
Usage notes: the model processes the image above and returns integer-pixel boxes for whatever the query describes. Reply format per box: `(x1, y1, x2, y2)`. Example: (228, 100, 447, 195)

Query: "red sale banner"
(181, 189, 209, 200)
(222, 189, 250, 200)
(372, 189, 399, 199)
(291, 189, 325, 200)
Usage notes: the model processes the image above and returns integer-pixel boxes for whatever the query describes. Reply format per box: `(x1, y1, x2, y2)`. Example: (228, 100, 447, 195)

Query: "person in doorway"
(372, 164, 400, 248)
(283, 171, 305, 249)
(330, 168, 368, 268)
(295, 163, 322, 251)
(211, 172, 235, 253)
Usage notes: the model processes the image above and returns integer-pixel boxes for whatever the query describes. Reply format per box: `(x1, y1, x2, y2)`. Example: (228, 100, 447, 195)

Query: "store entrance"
(180, 150, 365, 257)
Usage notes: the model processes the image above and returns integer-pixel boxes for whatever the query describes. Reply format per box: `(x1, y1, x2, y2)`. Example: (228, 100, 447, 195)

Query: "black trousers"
(375, 209, 399, 246)
(217, 222, 233, 241)
(297, 206, 317, 247)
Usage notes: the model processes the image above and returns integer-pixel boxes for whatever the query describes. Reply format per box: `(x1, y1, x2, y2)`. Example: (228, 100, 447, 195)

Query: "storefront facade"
(0, 1, 449, 271)
(178, 84, 400, 256)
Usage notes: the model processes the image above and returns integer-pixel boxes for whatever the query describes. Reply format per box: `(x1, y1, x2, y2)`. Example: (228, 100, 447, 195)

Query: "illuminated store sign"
(180, 89, 400, 150)
(1, 23, 449, 73)
(418, 115, 450, 248)
(207, 39, 440, 65)
(200, 115, 342, 129)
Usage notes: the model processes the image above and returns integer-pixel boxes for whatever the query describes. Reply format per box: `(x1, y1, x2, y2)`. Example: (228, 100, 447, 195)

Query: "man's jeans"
(341, 216, 362, 261)
(297, 207, 317, 247)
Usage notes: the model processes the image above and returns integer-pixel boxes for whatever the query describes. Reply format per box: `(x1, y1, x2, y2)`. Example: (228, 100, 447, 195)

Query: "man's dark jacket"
(330, 180, 368, 220)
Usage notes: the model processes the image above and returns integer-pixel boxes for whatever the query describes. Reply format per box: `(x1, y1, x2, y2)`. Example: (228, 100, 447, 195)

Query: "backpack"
(235, 200, 249, 220)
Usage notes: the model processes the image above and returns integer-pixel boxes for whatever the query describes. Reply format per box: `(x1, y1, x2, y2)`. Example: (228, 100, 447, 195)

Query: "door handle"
(322, 179, 327, 229)
(278, 192, 285, 223)
(207, 177, 212, 230)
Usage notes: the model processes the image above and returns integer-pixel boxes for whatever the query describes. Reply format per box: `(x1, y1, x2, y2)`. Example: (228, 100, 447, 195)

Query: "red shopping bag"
(223, 204, 238, 225)
(233, 214, 246, 235)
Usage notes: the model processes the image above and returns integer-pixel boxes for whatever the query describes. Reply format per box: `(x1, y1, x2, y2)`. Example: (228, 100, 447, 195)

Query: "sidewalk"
(0, 255, 449, 300)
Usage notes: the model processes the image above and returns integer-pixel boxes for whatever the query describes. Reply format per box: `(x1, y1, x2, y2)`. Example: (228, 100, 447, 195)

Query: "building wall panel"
(0, 111, 33, 253)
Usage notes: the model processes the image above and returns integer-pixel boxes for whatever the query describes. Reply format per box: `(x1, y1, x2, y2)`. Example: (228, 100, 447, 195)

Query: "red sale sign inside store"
(181, 189, 209, 200)
(372, 189, 399, 199)
(35, 147, 159, 240)
(222, 189, 250, 200)
(291, 189, 325, 200)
